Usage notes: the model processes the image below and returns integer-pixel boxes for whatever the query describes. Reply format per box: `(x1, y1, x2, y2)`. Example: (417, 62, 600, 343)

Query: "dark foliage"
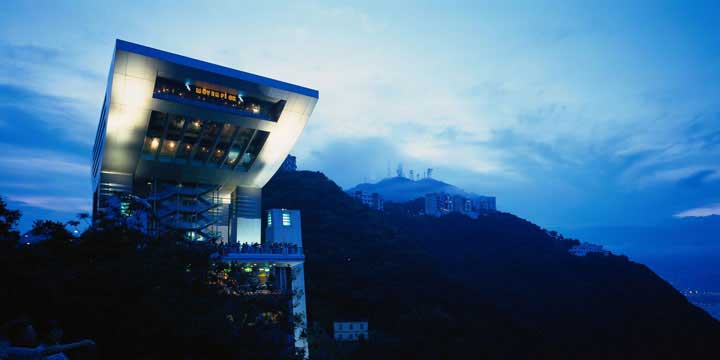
(2, 169, 720, 359)
(0, 208, 300, 359)
(0, 196, 21, 249)
(263, 171, 720, 359)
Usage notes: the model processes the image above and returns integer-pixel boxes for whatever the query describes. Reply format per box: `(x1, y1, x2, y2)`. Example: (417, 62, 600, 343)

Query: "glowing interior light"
(168, 141, 176, 149)
(150, 138, 160, 150)
(282, 212, 291, 226)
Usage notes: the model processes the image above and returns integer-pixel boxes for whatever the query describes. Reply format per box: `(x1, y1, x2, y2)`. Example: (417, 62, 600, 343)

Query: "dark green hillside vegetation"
(1, 169, 719, 359)
(263, 171, 720, 359)
(0, 199, 302, 360)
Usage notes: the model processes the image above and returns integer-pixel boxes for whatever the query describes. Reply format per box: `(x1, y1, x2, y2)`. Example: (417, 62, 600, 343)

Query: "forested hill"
(346, 176, 480, 202)
(263, 170, 720, 359)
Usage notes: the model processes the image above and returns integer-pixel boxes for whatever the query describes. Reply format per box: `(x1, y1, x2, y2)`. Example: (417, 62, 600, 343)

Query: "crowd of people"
(219, 242, 302, 255)
(0, 319, 94, 360)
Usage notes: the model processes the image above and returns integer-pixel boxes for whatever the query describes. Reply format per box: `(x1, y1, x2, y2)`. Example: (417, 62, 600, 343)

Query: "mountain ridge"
(346, 176, 488, 202)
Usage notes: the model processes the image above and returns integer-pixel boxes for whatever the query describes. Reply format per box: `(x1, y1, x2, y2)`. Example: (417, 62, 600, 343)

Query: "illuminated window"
(120, 198, 131, 217)
(267, 212, 272, 227)
(282, 212, 291, 226)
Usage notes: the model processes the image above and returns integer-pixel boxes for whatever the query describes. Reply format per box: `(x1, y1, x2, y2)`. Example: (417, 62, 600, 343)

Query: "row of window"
(335, 333, 367, 341)
(91, 97, 108, 179)
(335, 323, 367, 330)
(267, 211, 292, 227)
(140, 111, 269, 171)
(153, 77, 284, 121)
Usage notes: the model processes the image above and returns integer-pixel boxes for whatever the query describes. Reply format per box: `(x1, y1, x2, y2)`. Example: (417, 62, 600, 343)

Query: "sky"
(0, 0, 719, 232)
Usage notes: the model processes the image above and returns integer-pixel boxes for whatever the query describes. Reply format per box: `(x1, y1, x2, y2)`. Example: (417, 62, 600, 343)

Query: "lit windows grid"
(141, 111, 269, 172)
(282, 211, 291, 226)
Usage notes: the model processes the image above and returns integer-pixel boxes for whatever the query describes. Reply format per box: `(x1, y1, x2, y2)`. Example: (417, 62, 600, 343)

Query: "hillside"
(563, 216, 720, 311)
(264, 171, 720, 359)
(346, 176, 484, 202)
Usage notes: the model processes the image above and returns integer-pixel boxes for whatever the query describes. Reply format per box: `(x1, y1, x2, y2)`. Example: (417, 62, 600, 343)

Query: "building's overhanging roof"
(116, 39, 318, 99)
(93, 40, 318, 194)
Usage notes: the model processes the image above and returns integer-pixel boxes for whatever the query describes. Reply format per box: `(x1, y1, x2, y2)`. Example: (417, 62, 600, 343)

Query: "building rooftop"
(115, 40, 318, 98)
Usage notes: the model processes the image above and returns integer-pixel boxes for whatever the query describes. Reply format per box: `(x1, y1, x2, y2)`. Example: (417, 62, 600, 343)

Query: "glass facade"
(141, 111, 269, 172)
(153, 77, 284, 121)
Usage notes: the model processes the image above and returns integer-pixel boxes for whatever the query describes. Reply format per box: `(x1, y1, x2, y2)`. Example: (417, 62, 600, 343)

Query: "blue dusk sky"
(0, 0, 719, 232)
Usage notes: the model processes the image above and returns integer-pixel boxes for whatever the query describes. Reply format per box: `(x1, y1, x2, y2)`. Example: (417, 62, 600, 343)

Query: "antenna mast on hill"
(427, 168, 433, 179)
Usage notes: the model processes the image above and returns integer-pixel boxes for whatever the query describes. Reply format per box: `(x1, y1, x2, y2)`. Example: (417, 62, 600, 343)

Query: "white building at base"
(334, 321, 369, 342)
(569, 242, 610, 256)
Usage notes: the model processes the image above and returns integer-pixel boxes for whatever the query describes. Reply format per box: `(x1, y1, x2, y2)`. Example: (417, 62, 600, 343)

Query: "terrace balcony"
(218, 243, 304, 266)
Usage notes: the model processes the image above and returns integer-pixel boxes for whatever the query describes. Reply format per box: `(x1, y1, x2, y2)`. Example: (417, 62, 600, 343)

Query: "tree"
(30, 219, 73, 247)
(66, 220, 81, 236)
(0, 196, 21, 248)
(77, 212, 91, 226)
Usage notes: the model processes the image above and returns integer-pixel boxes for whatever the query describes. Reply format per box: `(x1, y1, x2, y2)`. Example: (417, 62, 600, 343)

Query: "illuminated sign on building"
(193, 86, 243, 103)
(154, 77, 267, 116)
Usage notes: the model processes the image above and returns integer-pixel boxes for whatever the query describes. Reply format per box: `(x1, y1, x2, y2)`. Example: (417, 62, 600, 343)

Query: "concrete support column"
(230, 186, 262, 244)
(291, 263, 309, 358)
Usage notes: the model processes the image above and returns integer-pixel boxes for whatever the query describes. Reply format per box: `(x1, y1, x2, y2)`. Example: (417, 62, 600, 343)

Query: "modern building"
(424, 192, 454, 216)
(569, 242, 610, 256)
(473, 196, 497, 212)
(91, 39, 318, 244)
(91, 40, 318, 357)
(351, 191, 384, 211)
(333, 321, 368, 342)
(279, 154, 297, 172)
(424, 192, 496, 218)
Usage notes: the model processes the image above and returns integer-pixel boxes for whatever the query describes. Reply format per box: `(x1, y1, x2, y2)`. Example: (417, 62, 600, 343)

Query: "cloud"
(0, 40, 106, 146)
(615, 115, 720, 189)
(6, 195, 90, 213)
(674, 203, 720, 218)
(0, 143, 87, 175)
